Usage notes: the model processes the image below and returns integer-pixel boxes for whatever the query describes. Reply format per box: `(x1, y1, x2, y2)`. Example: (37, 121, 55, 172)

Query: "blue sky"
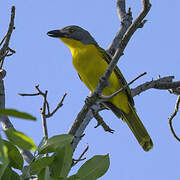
(1, 0, 180, 179)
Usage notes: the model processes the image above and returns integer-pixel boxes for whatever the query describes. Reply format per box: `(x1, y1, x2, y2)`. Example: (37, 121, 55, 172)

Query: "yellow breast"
(60, 38, 129, 113)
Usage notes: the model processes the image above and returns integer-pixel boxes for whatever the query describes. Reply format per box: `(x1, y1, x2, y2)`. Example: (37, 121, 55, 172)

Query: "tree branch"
(100, 72, 146, 101)
(0, 6, 34, 164)
(93, 110, 114, 133)
(131, 76, 176, 97)
(107, 0, 133, 56)
(72, 144, 89, 167)
(19, 85, 67, 143)
(168, 96, 180, 142)
(68, 0, 152, 152)
(95, 0, 151, 95)
(0, 6, 15, 68)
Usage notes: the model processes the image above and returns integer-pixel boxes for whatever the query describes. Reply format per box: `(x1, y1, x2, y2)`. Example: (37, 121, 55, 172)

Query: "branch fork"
(19, 85, 67, 140)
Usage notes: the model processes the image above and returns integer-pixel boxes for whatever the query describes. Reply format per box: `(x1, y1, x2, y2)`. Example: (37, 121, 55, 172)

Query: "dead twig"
(19, 85, 67, 140)
(92, 109, 114, 133)
(72, 144, 89, 167)
(46, 93, 67, 118)
(0, 6, 15, 68)
(131, 76, 180, 97)
(168, 96, 180, 142)
(100, 72, 146, 101)
(18, 93, 40, 96)
(0, 34, 7, 47)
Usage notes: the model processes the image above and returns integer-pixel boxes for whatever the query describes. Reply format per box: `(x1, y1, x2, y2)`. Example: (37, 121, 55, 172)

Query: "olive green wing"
(96, 45, 134, 106)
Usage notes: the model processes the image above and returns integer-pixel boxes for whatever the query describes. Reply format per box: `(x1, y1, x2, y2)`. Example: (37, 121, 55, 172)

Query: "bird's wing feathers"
(76, 44, 134, 107)
(96, 45, 134, 106)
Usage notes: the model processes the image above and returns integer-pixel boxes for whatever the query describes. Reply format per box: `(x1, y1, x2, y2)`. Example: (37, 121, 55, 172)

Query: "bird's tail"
(122, 103, 153, 151)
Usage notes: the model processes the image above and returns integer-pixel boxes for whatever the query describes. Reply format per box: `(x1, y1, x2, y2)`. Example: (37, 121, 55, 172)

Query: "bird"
(47, 25, 153, 151)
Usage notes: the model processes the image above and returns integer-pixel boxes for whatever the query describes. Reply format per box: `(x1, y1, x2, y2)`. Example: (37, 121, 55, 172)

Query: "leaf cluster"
(0, 109, 110, 179)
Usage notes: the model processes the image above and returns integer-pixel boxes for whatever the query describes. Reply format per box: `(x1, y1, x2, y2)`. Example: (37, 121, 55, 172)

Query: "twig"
(20, 86, 67, 119)
(7, 47, 16, 54)
(100, 72, 146, 101)
(131, 76, 179, 97)
(18, 93, 40, 96)
(20, 86, 67, 140)
(93, 110, 114, 133)
(168, 88, 180, 96)
(0, 6, 34, 164)
(72, 144, 89, 167)
(46, 93, 67, 118)
(0, 34, 7, 47)
(41, 92, 48, 139)
(0, 51, 9, 62)
(138, 19, 147, 28)
(107, 0, 133, 56)
(168, 96, 180, 142)
(32, 85, 49, 139)
(0, 6, 15, 68)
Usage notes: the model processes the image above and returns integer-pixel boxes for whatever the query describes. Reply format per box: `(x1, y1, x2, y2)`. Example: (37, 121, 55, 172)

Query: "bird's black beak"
(47, 30, 66, 38)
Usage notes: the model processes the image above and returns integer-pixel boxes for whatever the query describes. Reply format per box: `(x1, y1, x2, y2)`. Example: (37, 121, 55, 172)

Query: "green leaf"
(0, 108, 36, 120)
(51, 143, 73, 177)
(38, 168, 46, 180)
(50, 178, 67, 180)
(38, 167, 68, 180)
(37, 137, 47, 152)
(67, 175, 80, 180)
(0, 137, 9, 164)
(5, 128, 37, 151)
(56, 178, 68, 180)
(1, 166, 20, 180)
(39, 134, 73, 154)
(3, 140, 23, 170)
(30, 156, 54, 175)
(77, 154, 110, 180)
(0, 137, 9, 178)
(0, 165, 8, 180)
(44, 166, 51, 180)
(38, 167, 51, 180)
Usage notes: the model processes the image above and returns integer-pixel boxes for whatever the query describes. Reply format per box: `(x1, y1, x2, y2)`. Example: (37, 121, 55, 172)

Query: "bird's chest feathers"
(70, 45, 106, 91)
(71, 45, 102, 76)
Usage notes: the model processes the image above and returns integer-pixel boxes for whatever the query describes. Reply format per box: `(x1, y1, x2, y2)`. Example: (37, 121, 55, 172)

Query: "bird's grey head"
(47, 25, 97, 45)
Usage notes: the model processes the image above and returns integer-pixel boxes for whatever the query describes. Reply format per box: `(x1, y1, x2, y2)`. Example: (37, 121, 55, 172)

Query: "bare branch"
(0, 34, 7, 47)
(0, 7, 34, 164)
(18, 93, 40, 96)
(20, 86, 67, 141)
(0, 72, 34, 163)
(46, 93, 67, 118)
(168, 96, 180, 142)
(68, 104, 97, 151)
(107, 0, 133, 56)
(72, 144, 89, 167)
(101, 72, 147, 101)
(20, 86, 66, 119)
(168, 88, 180, 95)
(0, 6, 15, 68)
(41, 91, 48, 140)
(131, 76, 177, 97)
(93, 110, 114, 133)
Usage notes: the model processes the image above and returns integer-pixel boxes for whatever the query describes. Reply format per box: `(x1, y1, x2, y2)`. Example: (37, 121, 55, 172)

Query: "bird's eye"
(69, 29, 75, 33)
